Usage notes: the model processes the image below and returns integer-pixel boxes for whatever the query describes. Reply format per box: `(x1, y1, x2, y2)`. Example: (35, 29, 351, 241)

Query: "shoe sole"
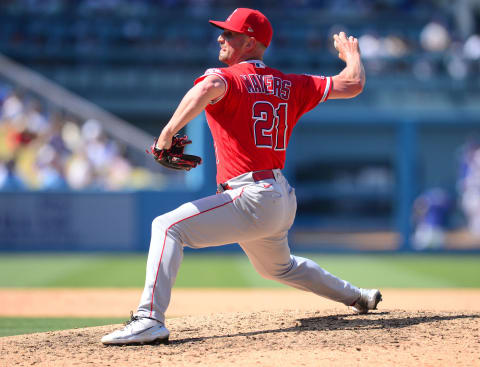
(102, 336, 169, 346)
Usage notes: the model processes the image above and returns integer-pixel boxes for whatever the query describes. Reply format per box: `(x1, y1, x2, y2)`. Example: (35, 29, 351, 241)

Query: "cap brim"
(209, 20, 243, 33)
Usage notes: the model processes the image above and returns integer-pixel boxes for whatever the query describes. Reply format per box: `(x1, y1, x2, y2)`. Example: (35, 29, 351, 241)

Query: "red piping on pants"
(149, 187, 246, 317)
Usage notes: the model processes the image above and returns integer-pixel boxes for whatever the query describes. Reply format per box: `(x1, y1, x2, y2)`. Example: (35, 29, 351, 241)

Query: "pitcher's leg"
(240, 234, 361, 305)
(137, 215, 184, 323)
(137, 189, 264, 322)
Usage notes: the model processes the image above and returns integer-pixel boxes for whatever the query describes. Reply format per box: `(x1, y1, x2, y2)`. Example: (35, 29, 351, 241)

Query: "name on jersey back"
(240, 74, 291, 100)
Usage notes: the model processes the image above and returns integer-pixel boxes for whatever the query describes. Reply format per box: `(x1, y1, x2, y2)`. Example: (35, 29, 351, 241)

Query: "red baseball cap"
(209, 8, 273, 48)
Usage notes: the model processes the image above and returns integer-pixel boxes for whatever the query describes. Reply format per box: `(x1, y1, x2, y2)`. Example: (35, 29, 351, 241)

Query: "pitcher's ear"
(246, 36, 257, 50)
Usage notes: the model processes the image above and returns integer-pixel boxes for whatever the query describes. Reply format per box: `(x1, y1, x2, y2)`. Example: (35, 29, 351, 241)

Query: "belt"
(252, 170, 275, 181)
(217, 170, 276, 193)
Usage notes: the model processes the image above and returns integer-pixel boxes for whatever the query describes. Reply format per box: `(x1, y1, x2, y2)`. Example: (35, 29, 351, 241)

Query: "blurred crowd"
(358, 1, 480, 80)
(411, 139, 480, 250)
(0, 82, 159, 191)
(412, 187, 451, 250)
(0, 0, 477, 15)
(458, 139, 480, 237)
(0, 0, 479, 82)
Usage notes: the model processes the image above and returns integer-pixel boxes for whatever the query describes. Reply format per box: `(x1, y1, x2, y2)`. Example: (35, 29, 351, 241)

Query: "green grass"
(0, 253, 479, 288)
(0, 317, 124, 337)
(1, 253, 479, 338)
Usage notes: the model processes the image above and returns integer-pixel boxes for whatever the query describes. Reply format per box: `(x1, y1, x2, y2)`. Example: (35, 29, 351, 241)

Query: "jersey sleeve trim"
(319, 76, 332, 103)
(209, 73, 228, 104)
(194, 72, 229, 105)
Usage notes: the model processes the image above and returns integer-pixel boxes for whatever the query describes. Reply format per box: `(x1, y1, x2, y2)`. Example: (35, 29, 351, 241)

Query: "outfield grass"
(0, 253, 479, 288)
(0, 317, 124, 337)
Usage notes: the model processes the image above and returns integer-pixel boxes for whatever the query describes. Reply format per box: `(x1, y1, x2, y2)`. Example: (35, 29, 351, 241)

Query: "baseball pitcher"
(102, 8, 382, 345)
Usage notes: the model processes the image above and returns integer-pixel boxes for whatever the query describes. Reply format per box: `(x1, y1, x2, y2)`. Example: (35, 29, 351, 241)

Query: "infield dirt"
(1, 289, 480, 366)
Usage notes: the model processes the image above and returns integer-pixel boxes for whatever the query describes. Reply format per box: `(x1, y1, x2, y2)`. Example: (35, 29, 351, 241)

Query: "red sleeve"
(292, 74, 333, 115)
(194, 68, 230, 105)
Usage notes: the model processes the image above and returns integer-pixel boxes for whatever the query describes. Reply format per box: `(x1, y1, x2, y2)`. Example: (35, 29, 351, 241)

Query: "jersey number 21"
(253, 101, 288, 151)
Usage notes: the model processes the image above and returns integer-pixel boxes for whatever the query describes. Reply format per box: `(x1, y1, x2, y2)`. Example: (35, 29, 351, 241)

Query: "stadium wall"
(2, 112, 480, 252)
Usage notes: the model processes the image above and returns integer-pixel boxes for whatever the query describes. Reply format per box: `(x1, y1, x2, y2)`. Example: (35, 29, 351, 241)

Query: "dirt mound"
(2, 288, 480, 318)
(1, 309, 479, 367)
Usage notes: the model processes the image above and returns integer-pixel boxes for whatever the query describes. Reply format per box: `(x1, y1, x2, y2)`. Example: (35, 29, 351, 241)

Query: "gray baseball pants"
(136, 169, 361, 323)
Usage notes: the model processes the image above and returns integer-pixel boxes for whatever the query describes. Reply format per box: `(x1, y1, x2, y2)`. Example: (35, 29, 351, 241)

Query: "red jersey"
(194, 60, 332, 184)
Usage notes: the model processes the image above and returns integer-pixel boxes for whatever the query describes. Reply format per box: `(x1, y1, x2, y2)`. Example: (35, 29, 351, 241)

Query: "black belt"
(217, 170, 275, 193)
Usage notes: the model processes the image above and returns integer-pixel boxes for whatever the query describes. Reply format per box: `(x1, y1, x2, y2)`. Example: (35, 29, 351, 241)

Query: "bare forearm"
(338, 54, 365, 87)
(160, 86, 211, 141)
(156, 75, 225, 149)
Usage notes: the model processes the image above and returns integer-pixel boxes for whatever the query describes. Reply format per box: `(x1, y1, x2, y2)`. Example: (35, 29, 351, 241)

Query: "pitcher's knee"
(152, 215, 182, 242)
(152, 215, 168, 231)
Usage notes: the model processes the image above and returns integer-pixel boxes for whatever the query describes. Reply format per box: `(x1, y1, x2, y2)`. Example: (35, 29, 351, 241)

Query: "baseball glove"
(147, 134, 202, 171)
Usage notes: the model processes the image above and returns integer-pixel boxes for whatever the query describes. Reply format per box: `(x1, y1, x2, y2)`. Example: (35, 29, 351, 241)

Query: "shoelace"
(124, 311, 159, 326)
(124, 312, 140, 326)
(120, 312, 138, 330)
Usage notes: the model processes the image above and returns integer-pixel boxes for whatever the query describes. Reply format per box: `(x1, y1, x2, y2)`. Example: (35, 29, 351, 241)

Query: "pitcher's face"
(217, 30, 250, 66)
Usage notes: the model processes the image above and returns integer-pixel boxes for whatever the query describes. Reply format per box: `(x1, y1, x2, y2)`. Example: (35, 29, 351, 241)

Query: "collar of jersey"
(239, 60, 266, 67)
